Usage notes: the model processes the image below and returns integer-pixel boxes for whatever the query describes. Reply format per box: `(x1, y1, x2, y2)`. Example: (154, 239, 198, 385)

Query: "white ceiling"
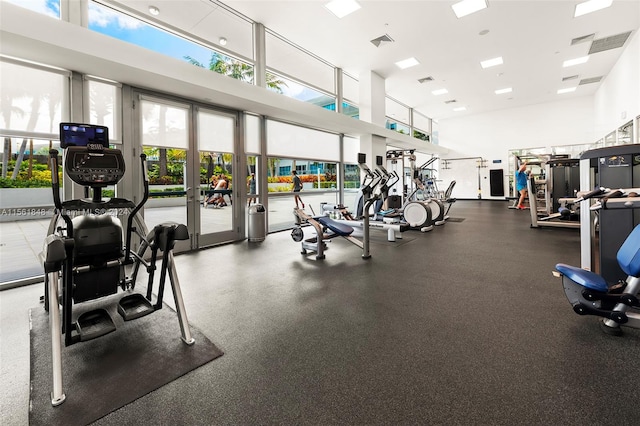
(103, 0, 639, 121)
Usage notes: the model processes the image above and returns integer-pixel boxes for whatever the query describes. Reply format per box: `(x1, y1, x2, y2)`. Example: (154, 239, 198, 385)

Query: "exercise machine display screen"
(65, 146, 125, 186)
(60, 123, 109, 149)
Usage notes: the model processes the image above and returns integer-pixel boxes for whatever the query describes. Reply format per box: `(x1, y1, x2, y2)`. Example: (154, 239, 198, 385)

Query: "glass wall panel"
(245, 114, 261, 154)
(246, 155, 259, 207)
(198, 110, 234, 152)
(343, 135, 361, 212)
(89, 1, 254, 84)
(0, 135, 61, 285)
(265, 30, 335, 95)
(342, 101, 360, 119)
(414, 111, 431, 135)
(386, 119, 410, 135)
(0, 60, 69, 285)
(87, 78, 120, 142)
(266, 120, 339, 161)
(343, 72, 359, 106)
(432, 121, 440, 145)
(140, 98, 189, 230)
(266, 72, 335, 109)
(4, 0, 60, 18)
(618, 121, 633, 145)
(385, 97, 410, 126)
(0, 60, 68, 136)
(266, 156, 338, 232)
(140, 98, 188, 149)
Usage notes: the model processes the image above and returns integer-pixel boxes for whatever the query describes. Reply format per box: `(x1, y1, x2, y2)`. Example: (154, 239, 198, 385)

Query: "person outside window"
(292, 170, 304, 208)
(207, 174, 228, 208)
(515, 161, 530, 210)
(247, 173, 256, 206)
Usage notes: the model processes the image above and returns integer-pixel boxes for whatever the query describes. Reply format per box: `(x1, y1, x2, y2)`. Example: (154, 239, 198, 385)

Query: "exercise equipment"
(41, 123, 194, 406)
(555, 213, 640, 336)
(526, 157, 580, 229)
(292, 207, 364, 259)
(291, 153, 374, 259)
(578, 145, 640, 284)
(555, 185, 640, 335)
(324, 156, 409, 242)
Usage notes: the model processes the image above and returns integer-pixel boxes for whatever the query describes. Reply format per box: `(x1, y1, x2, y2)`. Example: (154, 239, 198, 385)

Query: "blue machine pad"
(555, 263, 608, 292)
(317, 217, 353, 236)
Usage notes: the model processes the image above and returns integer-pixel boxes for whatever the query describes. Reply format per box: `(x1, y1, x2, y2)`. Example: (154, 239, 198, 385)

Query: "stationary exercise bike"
(41, 123, 194, 406)
(554, 188, 640, 336)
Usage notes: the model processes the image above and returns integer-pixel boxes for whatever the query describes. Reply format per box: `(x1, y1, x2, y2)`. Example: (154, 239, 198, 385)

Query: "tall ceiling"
(103, 0, 639, 121)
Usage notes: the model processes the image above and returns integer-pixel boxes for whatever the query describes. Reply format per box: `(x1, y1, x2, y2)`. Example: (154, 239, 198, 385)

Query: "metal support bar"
(48, 270, 66, 406)
(167, 252, 195, 345)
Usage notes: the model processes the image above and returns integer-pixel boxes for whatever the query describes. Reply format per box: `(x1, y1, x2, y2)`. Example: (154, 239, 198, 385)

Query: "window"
(88, 1, 254, 84)
(0, 59, 69, 286)
(266, 30, 335, 95)
(267, 72, 336, 109)
(86, 77, 121, 143)
(4, 0, 60, 18)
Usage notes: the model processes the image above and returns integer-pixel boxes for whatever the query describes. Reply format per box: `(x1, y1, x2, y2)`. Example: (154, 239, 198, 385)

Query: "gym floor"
(2, 200, 639, 425)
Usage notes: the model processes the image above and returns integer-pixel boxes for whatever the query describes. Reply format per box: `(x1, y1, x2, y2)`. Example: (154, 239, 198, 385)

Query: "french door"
(135, 92, 240, 252)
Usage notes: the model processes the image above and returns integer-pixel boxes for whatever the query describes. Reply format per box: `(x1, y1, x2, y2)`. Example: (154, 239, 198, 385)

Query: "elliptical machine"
(41, 123, 195, 406)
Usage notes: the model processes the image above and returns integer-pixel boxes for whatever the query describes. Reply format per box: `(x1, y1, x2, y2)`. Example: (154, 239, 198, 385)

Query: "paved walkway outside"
(0, 192, 356, 284)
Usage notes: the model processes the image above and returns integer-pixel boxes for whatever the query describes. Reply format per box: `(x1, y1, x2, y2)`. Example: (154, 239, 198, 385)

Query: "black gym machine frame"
(41, 124, 194, 406)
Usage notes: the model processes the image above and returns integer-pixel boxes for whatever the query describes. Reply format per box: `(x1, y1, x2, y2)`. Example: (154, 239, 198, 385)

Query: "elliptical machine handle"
(125, 153, 150, 263)
(49, 149, 63, 211)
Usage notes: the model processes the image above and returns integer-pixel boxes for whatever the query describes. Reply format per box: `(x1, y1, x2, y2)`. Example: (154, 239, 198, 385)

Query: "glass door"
(139, 95, 191, 252)
(136, 95, 241, 251)
(194, 107, 239, 247)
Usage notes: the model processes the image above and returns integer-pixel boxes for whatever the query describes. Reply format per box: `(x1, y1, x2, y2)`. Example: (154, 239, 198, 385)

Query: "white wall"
(438, 96, 595, 199)
(593, 30, 640, 140)
(437, 30, 640, 201)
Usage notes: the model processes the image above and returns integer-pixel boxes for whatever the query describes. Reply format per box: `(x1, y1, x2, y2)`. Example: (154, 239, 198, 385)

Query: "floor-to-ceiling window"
(266, 120, 341, 232)
(0, 58, 69, 286)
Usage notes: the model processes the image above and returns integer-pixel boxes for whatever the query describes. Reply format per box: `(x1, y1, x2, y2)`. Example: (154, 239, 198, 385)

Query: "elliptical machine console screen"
(65, 147, 125, 186)
(60, 123, 109, 149)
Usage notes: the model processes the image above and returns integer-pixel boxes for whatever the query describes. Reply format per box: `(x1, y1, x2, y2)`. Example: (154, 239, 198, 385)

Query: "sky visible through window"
(88, 2, 214, 70)
(11, 0, 343, 108)
(5, 0, 60, 17)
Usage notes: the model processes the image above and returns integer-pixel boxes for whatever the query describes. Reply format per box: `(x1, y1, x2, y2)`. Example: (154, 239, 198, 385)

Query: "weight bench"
(291, 208, 363, 260)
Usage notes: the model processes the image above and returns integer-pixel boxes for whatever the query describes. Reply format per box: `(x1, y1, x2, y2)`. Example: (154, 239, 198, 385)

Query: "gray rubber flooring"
(2, 200, 639, 425)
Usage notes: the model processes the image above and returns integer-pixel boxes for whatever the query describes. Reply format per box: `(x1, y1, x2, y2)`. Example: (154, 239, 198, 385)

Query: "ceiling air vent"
(589, 31, 632, 54)
(370, 34, 394, 47)
(562, 75, 579, 81)
(579, 76, 603, 85)
(418, 76, 434, 83)
(571, 34, 595, 45)
(444, 99, 457, 104)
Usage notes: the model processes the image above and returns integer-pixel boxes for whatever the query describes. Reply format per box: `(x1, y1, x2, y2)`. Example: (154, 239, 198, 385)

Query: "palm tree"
(185, 53, 287, 93)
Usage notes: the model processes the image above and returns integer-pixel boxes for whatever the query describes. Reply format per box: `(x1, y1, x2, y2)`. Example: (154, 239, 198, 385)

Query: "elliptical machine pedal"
(76, 309, 116, 341)
(118, 293, 154, 321)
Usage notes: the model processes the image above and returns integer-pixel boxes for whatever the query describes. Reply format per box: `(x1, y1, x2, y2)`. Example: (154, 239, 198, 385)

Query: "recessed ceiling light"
(325, 0, 361, 18)
(479, 29, 490, 36)
(148, 5, 160, 16)
(481, 56, 503, 69)
(574, 0, 612, 18)
(395, 57, 420, 69)
(563, 56, 589, 67)
(452, 0, 488, 18)
(453, 107, 467, 112)
(557, 87, 577, 94)
(219, 37, 227, 46)
(495, 88, 512, 95)
(432, 88, 448, 96)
